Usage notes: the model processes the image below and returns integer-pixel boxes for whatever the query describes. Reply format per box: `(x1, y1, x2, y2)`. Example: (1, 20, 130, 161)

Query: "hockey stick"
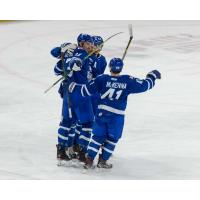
(84, 31, 123, 60)
(44, 31, 123, 94)
(44, 53, 66, 94)
(44, 77, 63, 94)
(122, 24, 133, 61)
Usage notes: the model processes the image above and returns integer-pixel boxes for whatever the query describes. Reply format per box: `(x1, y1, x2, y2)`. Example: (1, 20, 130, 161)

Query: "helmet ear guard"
(109, 58, 124, 73)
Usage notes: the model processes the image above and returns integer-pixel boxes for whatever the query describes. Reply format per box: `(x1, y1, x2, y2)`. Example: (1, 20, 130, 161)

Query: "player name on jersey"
(106, 81, 127, 89)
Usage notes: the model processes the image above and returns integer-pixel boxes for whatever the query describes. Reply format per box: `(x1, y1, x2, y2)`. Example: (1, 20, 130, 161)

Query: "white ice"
(0, 20, 200, 179)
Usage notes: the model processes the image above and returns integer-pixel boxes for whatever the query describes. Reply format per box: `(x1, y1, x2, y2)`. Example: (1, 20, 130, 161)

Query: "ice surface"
(0, 20, 200, 179)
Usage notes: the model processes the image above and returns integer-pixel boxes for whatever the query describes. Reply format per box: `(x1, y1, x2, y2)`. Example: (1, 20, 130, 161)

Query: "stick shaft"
(122, 24, 133, 61)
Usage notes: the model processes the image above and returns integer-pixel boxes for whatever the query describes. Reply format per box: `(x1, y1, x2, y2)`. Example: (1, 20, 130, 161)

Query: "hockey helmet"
(92, 36, 104, 48)
(77, 34, 93, 45)
(109, 57, 124, 73)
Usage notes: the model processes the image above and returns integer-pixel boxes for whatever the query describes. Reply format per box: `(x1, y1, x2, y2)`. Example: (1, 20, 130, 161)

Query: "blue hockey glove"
(146, 70, 161, 80)
(69, 57, 82, 71)
(50, 47, 61, 58)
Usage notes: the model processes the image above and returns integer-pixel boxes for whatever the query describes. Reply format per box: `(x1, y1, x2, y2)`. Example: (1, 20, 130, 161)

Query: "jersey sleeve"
(99, 55, 107, 74)
(128, 75, 156, 94)
(95, 55, 107, 76)
(54, 60, 63, 76)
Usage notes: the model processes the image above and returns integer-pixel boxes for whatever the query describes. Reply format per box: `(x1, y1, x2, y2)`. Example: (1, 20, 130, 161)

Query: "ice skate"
(73, 144, 81, 153)
(76, 148, 86, 163)
(83, 156, 94, 169)
(66, 146, 77, 159)
(97, 155, 112, 169)
(56, 144, 71, 166)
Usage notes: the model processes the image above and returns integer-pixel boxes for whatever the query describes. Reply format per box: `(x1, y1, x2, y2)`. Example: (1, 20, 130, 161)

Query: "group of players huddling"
(50, 33, 161, 169)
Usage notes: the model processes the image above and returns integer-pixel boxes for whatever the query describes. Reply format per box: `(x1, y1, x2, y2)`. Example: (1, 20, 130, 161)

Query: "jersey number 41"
(101, 88, 123, 100)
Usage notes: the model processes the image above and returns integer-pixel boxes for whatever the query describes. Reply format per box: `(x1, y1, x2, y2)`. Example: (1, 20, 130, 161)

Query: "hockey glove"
(146, 70, 161, 80)
(69, 57, 82, 71)
(60, 43, 77, 56)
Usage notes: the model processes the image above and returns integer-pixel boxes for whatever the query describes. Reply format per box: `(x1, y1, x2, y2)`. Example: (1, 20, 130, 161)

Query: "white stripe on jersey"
(148, 72, 157, 79)
(79, 135, 91, 142)
(71, 125, 76, 129)
(59, 126, 70, 131)
(68, 133, 75, 137)
(98, 104, 125, 115)
(55, 65, 63, 72)
(149, 78, 154, 87)
(58, 134, 68, 141)
(75, 129, 80, 135)
(87, 146, 99, 153)
(81, 86, 85, 97)
(102, 147, 113, 154)
(83, 85, 91, 96)
(146, 78, 154, 89)
(68, 82, 76, 93)
(145, 79, 150, 90)
(105, 140, 116, 146)
(91, 139, 102, 146)
(82, 128, 92, 132)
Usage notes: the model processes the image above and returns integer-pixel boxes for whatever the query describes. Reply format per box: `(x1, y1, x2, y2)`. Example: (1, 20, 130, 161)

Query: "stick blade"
(128, 24, 133, 38)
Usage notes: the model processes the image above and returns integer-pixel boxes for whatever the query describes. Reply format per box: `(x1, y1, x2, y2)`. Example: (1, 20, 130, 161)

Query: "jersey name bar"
(106, 81, 127, 89)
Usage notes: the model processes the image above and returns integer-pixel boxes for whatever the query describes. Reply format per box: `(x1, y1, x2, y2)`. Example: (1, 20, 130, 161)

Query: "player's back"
(96, 74, 132, 115)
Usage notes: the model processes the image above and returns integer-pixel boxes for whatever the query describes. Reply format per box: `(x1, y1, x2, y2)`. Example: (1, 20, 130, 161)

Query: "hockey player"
(51, 42, 77, 162)
(68, 58, 161, 169)
(51, 34, 94, 162)
(60, 33, 96, 162)
(90, 36, 107, 79)
(89, 36, 107, 114)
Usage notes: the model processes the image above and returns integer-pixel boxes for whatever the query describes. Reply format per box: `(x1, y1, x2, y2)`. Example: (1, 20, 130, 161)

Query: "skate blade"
(97, 164, 113, 169)
(57, 159, 72, 167)
(57, 159, 84, 168)
(81, 166, 95, 174)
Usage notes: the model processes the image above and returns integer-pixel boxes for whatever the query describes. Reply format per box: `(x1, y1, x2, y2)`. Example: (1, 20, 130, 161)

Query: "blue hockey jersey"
(52, 44, 107, 79)
(70, 74, 156, 115)
(64, 47, 91, 84)
(87, 53, 107, 80)
(53, 47, 90, 82)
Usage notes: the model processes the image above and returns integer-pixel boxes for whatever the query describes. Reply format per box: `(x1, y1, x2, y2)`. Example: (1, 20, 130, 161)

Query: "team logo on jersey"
(75, 53, 82, 57)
